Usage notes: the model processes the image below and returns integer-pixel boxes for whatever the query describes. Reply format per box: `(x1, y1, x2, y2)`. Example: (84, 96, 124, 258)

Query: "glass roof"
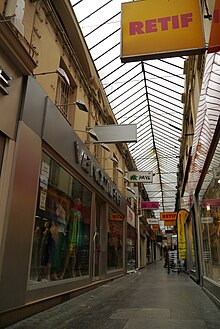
(71, 0, 186, 220)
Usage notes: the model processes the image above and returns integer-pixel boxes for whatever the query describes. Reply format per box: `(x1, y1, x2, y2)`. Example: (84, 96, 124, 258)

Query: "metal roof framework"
(72, 0, 186, 221)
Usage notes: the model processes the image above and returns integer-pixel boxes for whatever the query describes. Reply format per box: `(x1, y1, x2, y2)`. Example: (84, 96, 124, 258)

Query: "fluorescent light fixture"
(126, 187, 135, 195)
(87, 128, 99, 141)
(34, 67, 70, 86)
(56, 68, 70, 86)
(117, 167, 124, 174)
(101, 143, 110, 152)
(109, 156, 118, 164)
(75, 100, 88, 112)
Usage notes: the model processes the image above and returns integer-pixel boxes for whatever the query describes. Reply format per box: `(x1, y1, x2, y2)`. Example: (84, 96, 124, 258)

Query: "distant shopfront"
(126, 206, 136, 271)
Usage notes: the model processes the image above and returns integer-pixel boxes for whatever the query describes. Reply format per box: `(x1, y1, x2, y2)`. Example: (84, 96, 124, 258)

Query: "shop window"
(29, 152, 92, 284)
(127, 224, 136, 271)
(107, 208, 123, 270)
(199, 139, 220, 283)
(0, 132, 6, 176)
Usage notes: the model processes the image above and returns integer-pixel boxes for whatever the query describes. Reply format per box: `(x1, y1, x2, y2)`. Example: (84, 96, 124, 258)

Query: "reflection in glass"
(29, 152, 92, 284)
(199, 140, 220, 283)
(107, 208, 123, 270)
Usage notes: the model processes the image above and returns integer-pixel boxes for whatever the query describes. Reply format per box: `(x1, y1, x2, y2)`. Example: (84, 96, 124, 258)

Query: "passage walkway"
(5, 261, 220, 329)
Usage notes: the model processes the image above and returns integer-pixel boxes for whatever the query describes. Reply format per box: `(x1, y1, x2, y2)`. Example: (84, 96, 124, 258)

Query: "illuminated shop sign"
(121, 0, 205, 62)
(74, 141, 121, 206)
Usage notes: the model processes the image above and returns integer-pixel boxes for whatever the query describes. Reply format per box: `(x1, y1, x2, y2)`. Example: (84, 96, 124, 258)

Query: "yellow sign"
(164, 220, 176, 227)
(208, 0, 220, 53)
(160, 212, 177, 221)
(121, 0, 205, 62)
(177, 209, 189, 260)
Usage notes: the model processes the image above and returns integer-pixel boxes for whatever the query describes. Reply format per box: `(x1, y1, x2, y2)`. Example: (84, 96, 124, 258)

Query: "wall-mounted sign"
(127, 171, 153, 183)
(201, 217, 213, 224)
(141, 201, 159, 209)
(121, 0, 205, 62)
(127, 206, 136, 227)
(160, 212, 177, 221)
(110, 213, 123, 221)
(74, 141, 121, 205)
(208, 0, 220, 53)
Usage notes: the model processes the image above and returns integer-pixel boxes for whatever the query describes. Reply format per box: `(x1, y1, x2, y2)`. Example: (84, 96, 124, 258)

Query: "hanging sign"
(160, 212, 177, 221)
(201, 217, 213, 224)
(177, 209, 188, 260)
(164, 220, 176, 227)
(141, 201, 159, 209)
(127, 171, 153, 183)
(202, 199, 220, 208)
(208, 0, 220, 53)
(147, 218, 159, 224)
(121, 0, 205, 62)
(152, 224, 159, 231)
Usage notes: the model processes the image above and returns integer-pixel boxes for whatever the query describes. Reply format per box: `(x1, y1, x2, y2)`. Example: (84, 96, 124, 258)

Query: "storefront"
(185, 210, 200, 282)
(126, 206, 136, 272)
(184, 50, 220, 306)
(0, 76, 127, 314)
(197, 134, 220, 303)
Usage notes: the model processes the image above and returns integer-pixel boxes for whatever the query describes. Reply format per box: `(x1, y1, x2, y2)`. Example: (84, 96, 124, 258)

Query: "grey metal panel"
(0, 122, 42, 312)
(21, 76, 47, 137)
(42, 98, 127, 214)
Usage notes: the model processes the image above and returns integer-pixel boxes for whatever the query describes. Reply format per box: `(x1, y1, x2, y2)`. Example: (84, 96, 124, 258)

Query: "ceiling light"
(109, 156, 118, 164)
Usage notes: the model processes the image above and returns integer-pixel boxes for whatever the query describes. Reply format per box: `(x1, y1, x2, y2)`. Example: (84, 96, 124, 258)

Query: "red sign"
(152, 224, 159, 231)
(202, 199, 220, 208)
(141, 201, 160, 209)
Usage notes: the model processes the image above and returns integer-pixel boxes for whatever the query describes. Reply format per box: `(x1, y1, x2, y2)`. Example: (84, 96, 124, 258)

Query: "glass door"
(93, 202, 101, 279)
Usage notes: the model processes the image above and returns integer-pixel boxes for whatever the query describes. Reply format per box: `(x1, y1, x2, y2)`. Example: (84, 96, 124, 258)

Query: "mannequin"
(50, 200, 67, 280)
(60, 198, 82, 279)
(39, 221, 56, 282)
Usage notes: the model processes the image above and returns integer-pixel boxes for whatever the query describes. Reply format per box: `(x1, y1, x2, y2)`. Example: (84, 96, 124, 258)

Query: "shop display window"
(29, 152, 92, 284)
(186, 218, 196, 273)
(199, 140, 220, 283)
(0, 132, 5, 176)
(107, 208, 123, 270)
(127, 224, 136, 271)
